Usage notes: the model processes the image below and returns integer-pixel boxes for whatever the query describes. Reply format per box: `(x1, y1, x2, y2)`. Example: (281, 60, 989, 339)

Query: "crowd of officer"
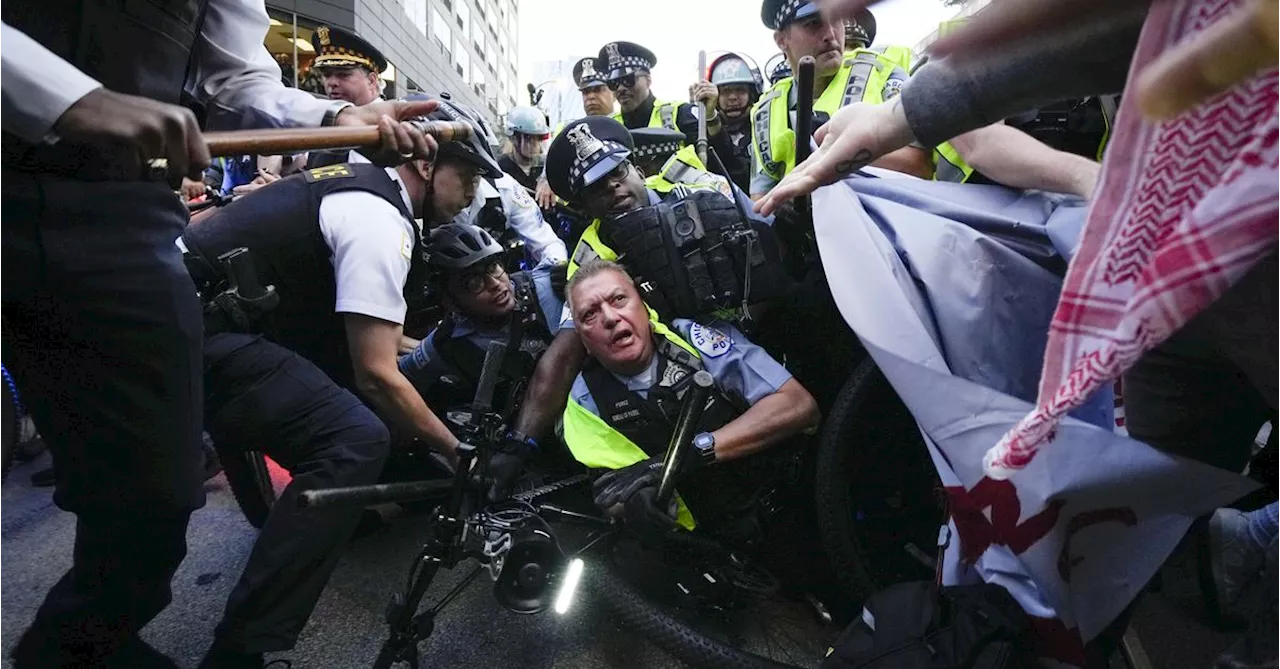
(0, 0, 1121, 666)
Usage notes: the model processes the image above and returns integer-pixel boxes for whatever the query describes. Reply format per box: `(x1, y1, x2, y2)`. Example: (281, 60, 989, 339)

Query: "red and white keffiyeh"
(984, 0, 1280, 478)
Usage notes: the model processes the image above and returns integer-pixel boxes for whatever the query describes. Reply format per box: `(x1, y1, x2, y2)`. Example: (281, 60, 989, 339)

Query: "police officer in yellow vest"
(749, 2, 935, 197)
(544, 117, 734, 281)
(563, 259, 819, 532)
(598, 41, 722, 145)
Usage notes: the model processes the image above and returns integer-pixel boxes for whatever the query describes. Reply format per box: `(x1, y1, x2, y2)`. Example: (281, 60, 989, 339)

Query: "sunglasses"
(606, 74, 640, 91)
(581, 161, 634, 199)
(457, 260, 505, 293)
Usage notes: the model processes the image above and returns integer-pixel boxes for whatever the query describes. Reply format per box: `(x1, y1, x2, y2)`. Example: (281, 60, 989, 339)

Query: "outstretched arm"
(513, 329, 588, 440)
(710, 379, 819, 462)
(949, 123, 1100, 198)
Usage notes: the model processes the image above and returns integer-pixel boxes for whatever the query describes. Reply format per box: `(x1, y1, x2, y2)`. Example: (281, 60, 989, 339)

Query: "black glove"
(624, 485, 679, 535)
(592, 457, 663, 510)
(486, 435, 536, 502)
(549, 262, 568, 301)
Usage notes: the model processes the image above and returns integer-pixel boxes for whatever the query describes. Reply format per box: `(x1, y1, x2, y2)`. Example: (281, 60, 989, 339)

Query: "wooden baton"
(202, 119, 474, 157)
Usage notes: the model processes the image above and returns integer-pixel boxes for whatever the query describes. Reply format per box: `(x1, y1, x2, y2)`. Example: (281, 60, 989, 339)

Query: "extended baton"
(794, 56, 816, 216)
(696, 50, 709, 165)
(655, 371, 715, 507)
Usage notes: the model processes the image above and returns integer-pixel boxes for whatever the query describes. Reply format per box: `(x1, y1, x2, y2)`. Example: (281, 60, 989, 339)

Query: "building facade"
(264, 0, 521, 128)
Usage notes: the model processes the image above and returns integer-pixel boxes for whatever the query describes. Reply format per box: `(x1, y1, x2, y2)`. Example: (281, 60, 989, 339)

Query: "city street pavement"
(0, 449, 1252, 669)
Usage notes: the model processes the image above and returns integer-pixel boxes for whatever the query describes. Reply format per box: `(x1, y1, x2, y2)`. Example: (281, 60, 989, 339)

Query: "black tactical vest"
(582, 336, 766, 525)
(182, 163, 430, 391)
(1005, 96, 1117, 161)
(306, 150, 355, 171)
(432, 271, 552, 419)
(3, 0, 209, 172)
(599, 189, 793, 321)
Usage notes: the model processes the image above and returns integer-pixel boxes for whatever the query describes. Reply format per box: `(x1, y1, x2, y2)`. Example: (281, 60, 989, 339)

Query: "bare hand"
(1136, 0, 1278, 120)
(753, 99, 915, 216)
(180, 177, 207, 202)
(335, 99, 441, 166)
(231, 168, 281, 195)
(535, 176, 557, 210)
(689, 80, 719, 115)
(54, 88, 210, 181)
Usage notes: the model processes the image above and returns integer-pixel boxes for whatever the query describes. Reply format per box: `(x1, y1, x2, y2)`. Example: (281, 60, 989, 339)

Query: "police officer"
(399, 223, 564, 496)
(179, 98, 492, 669)
(444, 98, 568, 269)
(751, 2, 933, 197)
(765, 53, 793, 87)
(706, 52, 765, 192)
(534, 56, 616, 211)
(598, 41, 721, 144)
(500, 106, 551, 192)
(1, 8, 434, 668)
(563, 259, 819, 531)
(305, 25, 389, 169)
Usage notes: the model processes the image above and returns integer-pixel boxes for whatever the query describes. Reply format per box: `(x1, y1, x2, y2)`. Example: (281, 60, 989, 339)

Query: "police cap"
(846, 9, 877, 47)
(545, 116, 634, 203)
(311, 25, 388, 74)
(629, 128, 685, 171)
(765, 53, 792, 85)
(573, 57, 608, 91)
(761, 0, 821, 30)
(598, 41, 658, 81)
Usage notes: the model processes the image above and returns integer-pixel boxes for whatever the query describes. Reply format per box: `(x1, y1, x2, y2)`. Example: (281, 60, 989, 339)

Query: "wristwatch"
(692, 432, 717, 465)
(321, 100, 355, 127)
(505, 430, 540, 453)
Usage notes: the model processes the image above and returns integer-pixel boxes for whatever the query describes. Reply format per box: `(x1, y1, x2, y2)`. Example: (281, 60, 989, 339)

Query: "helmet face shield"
(514, 133, 548, 167)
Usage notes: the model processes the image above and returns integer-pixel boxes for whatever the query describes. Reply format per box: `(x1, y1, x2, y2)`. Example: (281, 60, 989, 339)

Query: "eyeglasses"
(457, 260, 505, 293)
(581, 162, 633, 199)
(606, 75, 639, 91)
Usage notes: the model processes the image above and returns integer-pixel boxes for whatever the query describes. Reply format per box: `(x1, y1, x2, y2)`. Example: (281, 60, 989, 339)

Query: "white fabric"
(319, 168, 418, 324)
(1, 23, 102, 142)
(2, 0, 334, 142)
(455, 173, 568, 266)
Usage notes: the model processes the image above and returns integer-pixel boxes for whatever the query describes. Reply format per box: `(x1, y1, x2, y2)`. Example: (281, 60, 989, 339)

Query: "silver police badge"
(566, 124, 605, 162)
(604, 42, 622, 68)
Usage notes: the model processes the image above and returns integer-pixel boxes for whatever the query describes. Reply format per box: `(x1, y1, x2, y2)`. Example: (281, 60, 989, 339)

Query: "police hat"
(765, 53, 792, 85)
(761, 0, 821, 30)
(630, 128, 685, 165)
(573, 57, 607, 91)
(598, 41, 657, 81)
(311, 25, 388, 73)
(545, 117, 634, 203)
(846, 9, 877, 47)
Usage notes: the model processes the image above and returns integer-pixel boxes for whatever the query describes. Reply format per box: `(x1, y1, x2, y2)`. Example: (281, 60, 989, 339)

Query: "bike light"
(553, 558, 584, 615)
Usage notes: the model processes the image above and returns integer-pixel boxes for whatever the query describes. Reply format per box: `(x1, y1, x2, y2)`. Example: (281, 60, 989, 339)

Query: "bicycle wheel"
(590, 533, 834, 669)
(220, 448, 277, 529)
(1, 367, 19, 479)
(814, 357, 945, 604)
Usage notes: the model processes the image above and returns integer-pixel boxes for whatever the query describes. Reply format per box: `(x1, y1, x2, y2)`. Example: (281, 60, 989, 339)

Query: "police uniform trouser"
(1, 170, 205, 666)
(203, 332, 390, 653)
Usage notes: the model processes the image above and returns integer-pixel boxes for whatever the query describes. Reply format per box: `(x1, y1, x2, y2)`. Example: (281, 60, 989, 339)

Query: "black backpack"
(821, 582, 1030, 669)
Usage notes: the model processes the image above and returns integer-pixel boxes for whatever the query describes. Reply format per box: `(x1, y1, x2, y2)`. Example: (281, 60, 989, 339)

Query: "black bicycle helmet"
(427, 223, 504, 272)
(405, 93, 503, 179)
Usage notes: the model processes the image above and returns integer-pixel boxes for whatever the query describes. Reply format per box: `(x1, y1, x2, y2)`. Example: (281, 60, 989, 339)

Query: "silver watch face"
(694, 433, 715, 452)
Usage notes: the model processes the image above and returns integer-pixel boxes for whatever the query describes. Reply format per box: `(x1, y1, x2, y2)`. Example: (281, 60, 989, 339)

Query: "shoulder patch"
(688, 323, 733, 359)
(883, 78, 905, 100)
(511, 185, 535, 209)
(304, 164, 354, 182)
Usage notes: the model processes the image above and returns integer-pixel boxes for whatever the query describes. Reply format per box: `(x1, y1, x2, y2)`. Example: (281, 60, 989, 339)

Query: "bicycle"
(299, 345, 837, 669)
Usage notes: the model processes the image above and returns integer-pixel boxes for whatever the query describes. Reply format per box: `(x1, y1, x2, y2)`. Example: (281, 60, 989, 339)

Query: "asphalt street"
(0, 449, 1249, 669)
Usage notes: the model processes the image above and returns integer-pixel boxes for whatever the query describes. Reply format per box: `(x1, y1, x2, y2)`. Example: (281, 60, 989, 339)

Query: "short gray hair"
(565, 259, 635, 316)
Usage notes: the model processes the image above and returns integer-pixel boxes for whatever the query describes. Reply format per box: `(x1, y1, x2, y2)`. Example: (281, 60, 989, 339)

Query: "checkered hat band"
(608, 56, 651, 76)
(569, 140, 629, 182)
(633, 143, 681, 157)
(775, 0, 815, 27)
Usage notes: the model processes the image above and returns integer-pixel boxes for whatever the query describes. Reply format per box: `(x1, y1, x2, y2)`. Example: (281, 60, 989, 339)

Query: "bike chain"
(511, 473, 589, 503)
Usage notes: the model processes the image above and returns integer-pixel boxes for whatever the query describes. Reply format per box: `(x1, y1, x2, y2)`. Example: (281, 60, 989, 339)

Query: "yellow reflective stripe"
(931, 142, 973, 182)
(567, 221, 616, 278)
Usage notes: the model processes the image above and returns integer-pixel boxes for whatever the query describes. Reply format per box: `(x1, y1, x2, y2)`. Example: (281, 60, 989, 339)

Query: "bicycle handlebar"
(298, 478, 455, 508)
(655, 371, 715, 507)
